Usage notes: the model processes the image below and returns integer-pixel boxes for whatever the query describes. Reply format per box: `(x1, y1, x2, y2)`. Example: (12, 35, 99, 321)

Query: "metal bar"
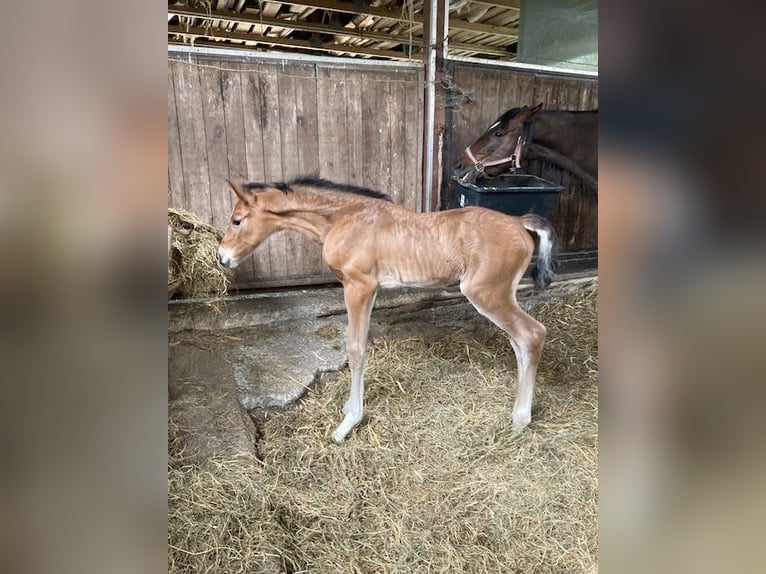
(168, 43, 422, 69)
(446, 54, 598, 78)
(422, 0, 437, 212)
(449, 19, 517, 37)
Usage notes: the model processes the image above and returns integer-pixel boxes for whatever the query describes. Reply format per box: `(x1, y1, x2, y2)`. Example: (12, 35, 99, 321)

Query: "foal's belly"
(378, 275, 453, 289)
(376, 260, 460, 289)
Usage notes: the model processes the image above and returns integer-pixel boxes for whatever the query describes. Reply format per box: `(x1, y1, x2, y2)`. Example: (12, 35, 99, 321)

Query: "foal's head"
(454, 103, 543, 184)
(217, 180, 287, 269)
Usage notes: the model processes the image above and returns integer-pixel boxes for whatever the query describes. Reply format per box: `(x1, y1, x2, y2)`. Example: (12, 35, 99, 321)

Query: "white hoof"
(511, 411, 531, 432)
(332, 413, 362, 444)
(331, 430, 346, 444)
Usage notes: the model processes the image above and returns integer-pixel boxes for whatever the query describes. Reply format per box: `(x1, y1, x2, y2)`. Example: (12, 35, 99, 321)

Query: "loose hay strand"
(168, 207, 231, 299)
(169, 289, 598, 574)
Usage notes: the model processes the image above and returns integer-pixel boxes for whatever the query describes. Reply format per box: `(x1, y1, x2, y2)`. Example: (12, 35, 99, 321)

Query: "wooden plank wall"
(445, 62, 598, 251)
(168, 55, 424, 290)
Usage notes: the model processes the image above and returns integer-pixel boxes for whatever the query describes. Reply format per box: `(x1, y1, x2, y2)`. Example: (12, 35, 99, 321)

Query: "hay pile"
(168, 208, 231, 299)
(168, 289, 598, 574)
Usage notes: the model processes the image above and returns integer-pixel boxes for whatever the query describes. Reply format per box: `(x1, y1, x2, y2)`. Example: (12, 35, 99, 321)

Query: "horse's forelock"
(496, 106, 527, 126)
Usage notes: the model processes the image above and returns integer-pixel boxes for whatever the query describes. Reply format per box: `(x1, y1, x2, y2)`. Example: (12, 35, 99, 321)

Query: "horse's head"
(454, 103, 543, 184)
(217, 180, 286, 269)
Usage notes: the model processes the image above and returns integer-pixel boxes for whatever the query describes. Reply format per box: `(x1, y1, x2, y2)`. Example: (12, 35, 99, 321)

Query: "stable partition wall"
(168, 51, 424, 290)
(444, 60, 598, 252)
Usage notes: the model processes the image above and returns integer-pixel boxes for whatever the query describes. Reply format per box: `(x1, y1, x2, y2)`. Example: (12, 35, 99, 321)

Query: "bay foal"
(217, 177, 559, 443)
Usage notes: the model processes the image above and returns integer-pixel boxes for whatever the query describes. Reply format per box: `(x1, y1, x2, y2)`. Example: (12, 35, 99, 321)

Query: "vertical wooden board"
(508, 70, 537, 108)
(317, 67, 350, 183)
(222, 63, 249, 183)
(168, 63, 186, 208)
(546, 77, 565, 109)
(277, 69, 300, 180)
(173, 60, 212, 221)
(378, 74, 394, 195)
(221, 62, 258, 284)
(359, 70, 384, 191)
(344, 68, 364, 184)
(256, 64, 283, 177)
(531, 75, 552, 109)
(481, 69, 503, 126)
(249, 64, 286, 280)
(316, 66, 350, 279)
(198, 66, 231, 230)
(455, 67, 483, 153)
(293, 65, 324, 276)
(588, 82, 599, 109)
(457, 68, 498, 157)
(581, 80, 596, 109)
(559, 78, 583, 109)
(239, 63, 267, 182)
(276, 65, 306, 278)
(388, 71, 408, 205)
(412, 69, 425, 212)
(294, 65, 320, 176)
(367, 69, 390, 193)
(236, 64, 272, 281)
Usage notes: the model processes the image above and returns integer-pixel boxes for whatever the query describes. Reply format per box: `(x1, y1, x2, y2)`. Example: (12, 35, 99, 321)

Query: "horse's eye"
(232, 218, 242, 227)
(494, 131, 503, 137)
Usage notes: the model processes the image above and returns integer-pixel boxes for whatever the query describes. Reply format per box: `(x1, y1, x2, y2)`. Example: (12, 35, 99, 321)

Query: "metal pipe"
(423, 0, 438, 213)
(446, 54, 598, 79)
(168, 44, 422, 69)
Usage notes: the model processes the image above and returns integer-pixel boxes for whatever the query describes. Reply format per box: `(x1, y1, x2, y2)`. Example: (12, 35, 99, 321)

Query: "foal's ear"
(226, 180, 254, 204)
(529, 102, 543, 116)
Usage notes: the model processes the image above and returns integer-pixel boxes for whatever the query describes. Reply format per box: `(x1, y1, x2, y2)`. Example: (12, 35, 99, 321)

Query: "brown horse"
(217, 176, 559, 443)
(455, 104, 598, 190)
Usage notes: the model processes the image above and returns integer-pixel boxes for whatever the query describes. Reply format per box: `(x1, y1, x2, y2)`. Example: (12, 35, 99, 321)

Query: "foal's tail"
(521, 214, 560, 291)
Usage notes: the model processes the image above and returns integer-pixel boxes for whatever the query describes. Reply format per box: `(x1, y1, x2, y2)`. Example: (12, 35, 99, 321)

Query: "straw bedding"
(168, 208, 230, 299)
(168, 289, 598, 574)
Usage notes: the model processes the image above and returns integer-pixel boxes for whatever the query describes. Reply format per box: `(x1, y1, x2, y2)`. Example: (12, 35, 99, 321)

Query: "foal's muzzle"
(217, 247, 238, 269)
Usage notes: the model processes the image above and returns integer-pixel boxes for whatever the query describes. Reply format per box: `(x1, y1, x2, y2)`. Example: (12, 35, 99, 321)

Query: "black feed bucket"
(453, 174, 563, 218)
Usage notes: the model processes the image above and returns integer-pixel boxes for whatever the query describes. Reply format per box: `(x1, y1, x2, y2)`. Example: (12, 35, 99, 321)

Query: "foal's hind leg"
(332, 280, 378, 443)
(461, 280, 547, 431)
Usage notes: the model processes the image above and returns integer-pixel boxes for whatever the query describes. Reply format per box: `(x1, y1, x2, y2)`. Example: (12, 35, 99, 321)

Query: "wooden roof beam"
(466, 0, 520, 10)
(169, 25, 412, 60)
(169, 24, 512, 59)
(169, 4, 517, 38)
(170, 6, 417, 46)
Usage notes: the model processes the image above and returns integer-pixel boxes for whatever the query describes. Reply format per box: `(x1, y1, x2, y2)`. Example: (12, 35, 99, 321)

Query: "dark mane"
(496, 107, 598, 124)
(239, 176, 392, 201)
(241, 181, 290, 194)
(497, 106, 528, 124)
(289, 176, 392, 201)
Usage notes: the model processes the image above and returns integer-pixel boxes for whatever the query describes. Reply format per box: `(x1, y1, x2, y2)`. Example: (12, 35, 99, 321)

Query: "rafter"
(169, 23, 512, 59)
(168, 5, 517, 39)
(169, 25, 413, 60)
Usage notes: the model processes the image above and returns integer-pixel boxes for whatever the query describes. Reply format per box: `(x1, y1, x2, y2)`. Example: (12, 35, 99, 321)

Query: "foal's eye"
(232, 218, 242, 227)
(494, 131, 503, 137)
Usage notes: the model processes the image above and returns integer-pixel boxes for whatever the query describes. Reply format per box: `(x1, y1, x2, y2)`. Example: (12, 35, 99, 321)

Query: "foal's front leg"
(332, 281, 378, 443)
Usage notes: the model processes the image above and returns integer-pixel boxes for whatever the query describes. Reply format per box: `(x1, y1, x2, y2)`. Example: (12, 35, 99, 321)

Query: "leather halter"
(464, 134, 524, 174)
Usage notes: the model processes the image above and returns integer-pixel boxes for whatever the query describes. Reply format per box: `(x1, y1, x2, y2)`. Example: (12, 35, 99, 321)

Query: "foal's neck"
(269, 187, 369, 243)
